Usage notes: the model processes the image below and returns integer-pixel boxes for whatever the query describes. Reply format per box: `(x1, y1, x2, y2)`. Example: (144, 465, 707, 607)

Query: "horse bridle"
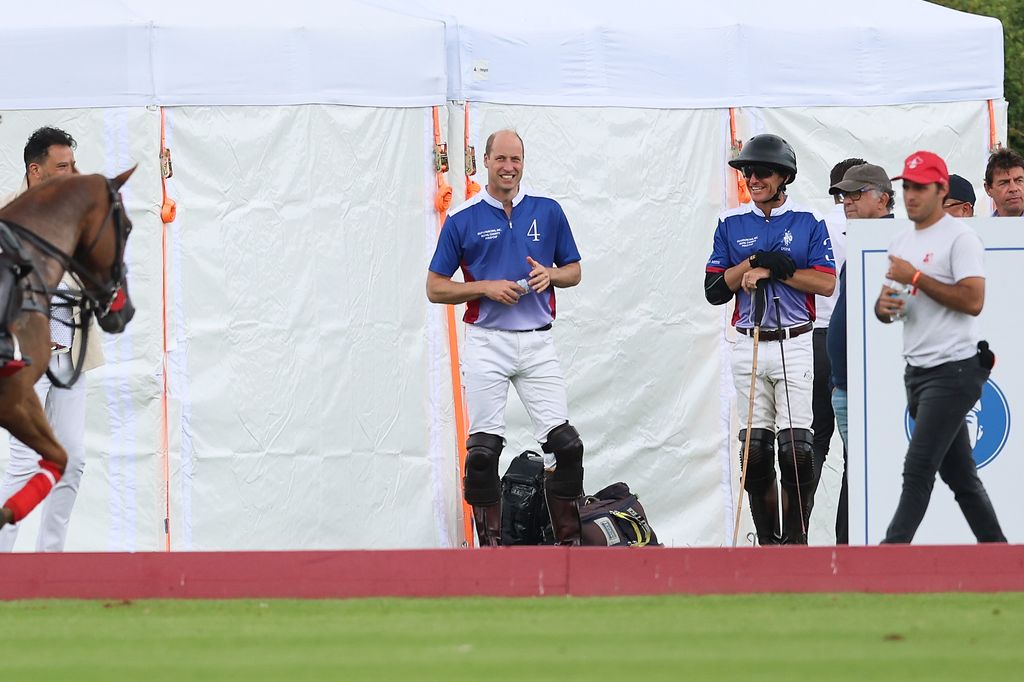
(71, 178, 133, 317)
(3, 178, 133, 388)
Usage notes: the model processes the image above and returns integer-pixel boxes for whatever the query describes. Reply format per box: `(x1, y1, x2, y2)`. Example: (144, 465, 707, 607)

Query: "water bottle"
(888, 283, 912, 322)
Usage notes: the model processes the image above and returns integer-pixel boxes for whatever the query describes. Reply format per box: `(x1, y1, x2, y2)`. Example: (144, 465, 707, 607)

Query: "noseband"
(72, 178, 132, 315)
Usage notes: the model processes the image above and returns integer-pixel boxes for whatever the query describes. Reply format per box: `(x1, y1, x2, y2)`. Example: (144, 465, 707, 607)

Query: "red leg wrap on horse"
(4, 460, 62, 523)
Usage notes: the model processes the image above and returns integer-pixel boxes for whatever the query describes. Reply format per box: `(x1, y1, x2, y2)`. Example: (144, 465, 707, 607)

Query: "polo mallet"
(733, 280, 767, 547)
(774, 293, 807, 543)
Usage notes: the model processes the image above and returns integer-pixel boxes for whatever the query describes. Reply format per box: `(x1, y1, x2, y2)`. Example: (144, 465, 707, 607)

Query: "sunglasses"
(942, 200, 968, 209)
(837, 187, 877, 202)
(741, 165, 778, 180)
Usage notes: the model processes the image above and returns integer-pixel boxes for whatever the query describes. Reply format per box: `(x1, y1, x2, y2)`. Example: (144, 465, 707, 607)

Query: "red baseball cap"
(891, 151, 949, 185)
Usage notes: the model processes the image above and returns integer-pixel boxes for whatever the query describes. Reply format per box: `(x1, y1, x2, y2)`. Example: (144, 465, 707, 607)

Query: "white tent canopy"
(369, 0, 1003, 107)
(0, 0, 447, 108)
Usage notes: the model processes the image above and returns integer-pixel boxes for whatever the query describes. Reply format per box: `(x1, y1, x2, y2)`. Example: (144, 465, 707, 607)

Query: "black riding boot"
(780, 487, 811, 544)
(778, 428, 815, 544)
(748, 482, 782, 545)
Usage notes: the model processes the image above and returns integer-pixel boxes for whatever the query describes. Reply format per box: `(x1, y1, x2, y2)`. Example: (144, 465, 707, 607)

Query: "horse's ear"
(112, 165, 138, 190)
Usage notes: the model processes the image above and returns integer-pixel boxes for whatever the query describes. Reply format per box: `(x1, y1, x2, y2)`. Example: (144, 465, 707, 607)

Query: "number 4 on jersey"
(527, 219, 540, 242)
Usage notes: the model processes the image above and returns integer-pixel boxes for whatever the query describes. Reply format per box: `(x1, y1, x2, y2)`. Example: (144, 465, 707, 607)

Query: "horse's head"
(76, 167, 137, 333)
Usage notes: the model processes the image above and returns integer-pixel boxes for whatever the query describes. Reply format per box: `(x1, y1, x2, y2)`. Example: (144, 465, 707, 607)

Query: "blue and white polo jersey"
(706, 200, 835, 329)
(429, 187, 581, 331)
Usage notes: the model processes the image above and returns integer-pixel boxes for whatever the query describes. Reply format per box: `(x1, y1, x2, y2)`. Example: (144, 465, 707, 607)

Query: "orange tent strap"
(159, 110, 176, 225)
(987, 99, 1000, 150)
(432, 106, 474, 547)
(158, 107, 172, 552)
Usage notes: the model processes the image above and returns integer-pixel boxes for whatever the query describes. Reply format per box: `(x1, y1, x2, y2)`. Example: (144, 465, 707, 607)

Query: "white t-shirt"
(888, 214, 984, 368)
(814, 203, 847, 328)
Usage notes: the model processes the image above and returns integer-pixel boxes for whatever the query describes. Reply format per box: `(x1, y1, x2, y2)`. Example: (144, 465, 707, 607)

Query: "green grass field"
(0, 593, 1021, 681)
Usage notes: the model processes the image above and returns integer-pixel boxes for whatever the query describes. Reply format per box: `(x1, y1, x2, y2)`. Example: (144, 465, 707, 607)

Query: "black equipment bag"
(580, 482, 660, 547)
(500, 450, 554, 545)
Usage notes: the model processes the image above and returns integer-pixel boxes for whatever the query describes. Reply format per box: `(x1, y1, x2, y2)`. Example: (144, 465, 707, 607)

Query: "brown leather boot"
(471, 501, 502, 547)
(545, 494, 582, 546)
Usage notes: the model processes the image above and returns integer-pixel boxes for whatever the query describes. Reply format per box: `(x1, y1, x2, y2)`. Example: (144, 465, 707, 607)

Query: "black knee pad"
(463, 432, 504, 506)
(778, 428, 814, 487)
(738, 428, 776, 493)
(542, 422, 584, 499)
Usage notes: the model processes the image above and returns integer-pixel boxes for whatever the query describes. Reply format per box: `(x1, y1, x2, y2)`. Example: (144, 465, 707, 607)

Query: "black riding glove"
(750, 251, 797, 280)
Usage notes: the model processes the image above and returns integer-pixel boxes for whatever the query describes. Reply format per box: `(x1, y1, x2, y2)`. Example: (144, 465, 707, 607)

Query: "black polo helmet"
(728, 134, 798, 182)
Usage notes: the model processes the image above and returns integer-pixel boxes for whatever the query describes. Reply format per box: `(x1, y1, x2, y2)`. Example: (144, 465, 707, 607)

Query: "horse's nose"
(97, 297, 135, 333)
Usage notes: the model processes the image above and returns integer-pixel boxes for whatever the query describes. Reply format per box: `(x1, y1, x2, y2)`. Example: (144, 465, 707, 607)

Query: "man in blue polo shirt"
(705, 134, 835, 545)
(427, 129, 584, 546)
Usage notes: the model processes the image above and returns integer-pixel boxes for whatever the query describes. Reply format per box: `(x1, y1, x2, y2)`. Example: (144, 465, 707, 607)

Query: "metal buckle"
(160, 148, 174, 179)
(433, 143, 449, 173)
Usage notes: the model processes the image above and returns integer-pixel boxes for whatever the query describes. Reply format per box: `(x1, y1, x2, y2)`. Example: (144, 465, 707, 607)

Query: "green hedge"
(931, 0, 1024, 151)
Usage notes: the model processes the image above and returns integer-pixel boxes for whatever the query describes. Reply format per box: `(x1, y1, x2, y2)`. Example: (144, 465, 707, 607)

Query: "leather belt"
(736, 321, 813, 342)
(509, 324, 552, 333)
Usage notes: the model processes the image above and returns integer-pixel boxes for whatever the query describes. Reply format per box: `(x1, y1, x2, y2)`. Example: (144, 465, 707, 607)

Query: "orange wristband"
(911, 270, 922, 286)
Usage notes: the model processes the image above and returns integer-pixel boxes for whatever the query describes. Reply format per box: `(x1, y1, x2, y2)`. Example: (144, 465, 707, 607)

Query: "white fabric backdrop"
(161, 105, 455, 549)
(0, 98, 1007, 550)
(0, 106, 459, 550)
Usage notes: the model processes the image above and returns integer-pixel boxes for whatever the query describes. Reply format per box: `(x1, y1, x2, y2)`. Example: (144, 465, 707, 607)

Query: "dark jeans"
(882, 357, 1006, 544)
(830, 388, 849, 545)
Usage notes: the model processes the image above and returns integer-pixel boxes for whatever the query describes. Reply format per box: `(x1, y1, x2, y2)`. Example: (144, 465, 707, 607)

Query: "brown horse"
(0, 168, 136, 528)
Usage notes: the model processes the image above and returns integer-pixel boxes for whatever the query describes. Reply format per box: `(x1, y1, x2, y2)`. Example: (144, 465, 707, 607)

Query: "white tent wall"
(748, 101, 1009, 220)
(444, 103, 736, 547)
(0, 105, 457, 551)
(444, 99, 1008, 548)
(0, 2, 455, 551)
(162, 105, 457, 550)
(0, 107, 165, 551)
